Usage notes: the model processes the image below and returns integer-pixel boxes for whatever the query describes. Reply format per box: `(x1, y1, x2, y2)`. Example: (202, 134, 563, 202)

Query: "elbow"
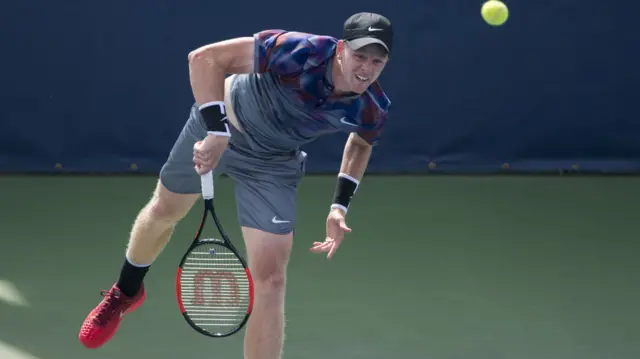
(188, 45, 232, 74)
(188, 47, 207, 65)
(351, 133, 373, 149)
(188, 45, 219, 68)
(187, 49, 197, 63)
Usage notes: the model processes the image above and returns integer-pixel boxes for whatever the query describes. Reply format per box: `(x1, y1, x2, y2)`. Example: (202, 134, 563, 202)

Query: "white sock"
(126, 254, 151, 268)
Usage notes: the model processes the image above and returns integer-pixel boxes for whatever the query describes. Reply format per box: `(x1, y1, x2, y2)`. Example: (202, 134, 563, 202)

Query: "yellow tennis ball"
(481, 0, 509, 26)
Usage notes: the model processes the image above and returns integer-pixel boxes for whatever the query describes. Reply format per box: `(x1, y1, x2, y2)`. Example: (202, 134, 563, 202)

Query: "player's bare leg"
(126, 180, 200, 265)
(241, 227, 293, 359)
(114, 180, 200, 296)
(79, 180, 199, 349)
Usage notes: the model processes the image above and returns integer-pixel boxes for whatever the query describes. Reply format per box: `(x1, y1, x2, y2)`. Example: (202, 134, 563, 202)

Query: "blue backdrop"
(2, 0, 637, 174)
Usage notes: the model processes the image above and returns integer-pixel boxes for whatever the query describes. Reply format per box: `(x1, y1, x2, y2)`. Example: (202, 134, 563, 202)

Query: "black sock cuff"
(117, 257, 150, 297)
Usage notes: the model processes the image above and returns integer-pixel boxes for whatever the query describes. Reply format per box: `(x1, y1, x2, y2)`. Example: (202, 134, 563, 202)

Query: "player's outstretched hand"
(310, 208, 351, 260)
(193, 134, 229, 175)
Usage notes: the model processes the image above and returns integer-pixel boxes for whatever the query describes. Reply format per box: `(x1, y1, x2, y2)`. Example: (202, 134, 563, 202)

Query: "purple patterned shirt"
(228, 30, 391, 153)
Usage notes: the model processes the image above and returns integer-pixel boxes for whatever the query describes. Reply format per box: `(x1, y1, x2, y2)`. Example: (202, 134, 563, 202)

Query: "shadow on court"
(1, 175, 639, 359)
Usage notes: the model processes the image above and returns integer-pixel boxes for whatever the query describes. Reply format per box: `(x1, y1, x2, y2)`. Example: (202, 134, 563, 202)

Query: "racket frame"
(175, 171, 254, 338)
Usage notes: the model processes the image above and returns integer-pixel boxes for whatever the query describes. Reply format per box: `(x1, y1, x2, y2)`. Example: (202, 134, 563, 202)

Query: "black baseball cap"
(343, 12, 393, 54)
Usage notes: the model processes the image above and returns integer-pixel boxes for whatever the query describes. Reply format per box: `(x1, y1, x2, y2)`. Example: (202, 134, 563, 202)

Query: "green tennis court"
(1, 174, 639, 359)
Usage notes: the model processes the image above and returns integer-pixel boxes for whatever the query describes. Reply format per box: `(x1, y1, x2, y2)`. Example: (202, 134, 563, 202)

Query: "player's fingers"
(195, 164, 211, 175)
(309, 242, 323, 249)
(194, 151, 210, 161)
(327, 244, 335, 259)
(193, 154, 205, 163)
(309, 246, 329, 253)
(310, 240, 332, 252)
(312, 238, 330, 246)
(327, 242, 340, 259)
(337, 218, 351, 231)
(193, 159, 210, 173)
(309, 241, 326, 251)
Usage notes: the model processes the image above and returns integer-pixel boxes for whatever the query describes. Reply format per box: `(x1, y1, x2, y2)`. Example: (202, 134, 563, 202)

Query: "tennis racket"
(176, 170, 254, 337)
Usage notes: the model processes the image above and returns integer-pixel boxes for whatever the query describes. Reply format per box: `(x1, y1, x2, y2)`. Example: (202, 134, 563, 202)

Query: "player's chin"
(350, 78, 371, 94)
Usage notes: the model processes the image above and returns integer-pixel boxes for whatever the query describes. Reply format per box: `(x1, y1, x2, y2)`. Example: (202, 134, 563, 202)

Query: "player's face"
(340, 42, 389, 93)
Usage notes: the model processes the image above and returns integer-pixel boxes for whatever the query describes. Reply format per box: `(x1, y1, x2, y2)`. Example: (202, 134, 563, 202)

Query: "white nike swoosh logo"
(340, 117, 359, 127)
(368, 26, 383, 32)
(272, 216, 290, 224)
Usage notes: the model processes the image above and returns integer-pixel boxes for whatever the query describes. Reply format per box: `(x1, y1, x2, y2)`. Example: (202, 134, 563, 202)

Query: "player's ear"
(336, 40, 345, 57)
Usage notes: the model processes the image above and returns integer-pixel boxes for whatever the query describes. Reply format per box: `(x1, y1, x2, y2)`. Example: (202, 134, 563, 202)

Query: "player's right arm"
(188, 31, 312, 174)
(188, 37, 255, 105)
(188, 30, 310, 105)
(187, 37, 255, 174)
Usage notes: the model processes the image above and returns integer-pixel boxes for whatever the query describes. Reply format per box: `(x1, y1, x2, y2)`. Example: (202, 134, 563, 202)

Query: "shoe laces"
(94, 288, 126, 325)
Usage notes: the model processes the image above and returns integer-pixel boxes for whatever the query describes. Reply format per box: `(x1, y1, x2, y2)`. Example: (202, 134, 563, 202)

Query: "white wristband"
(207, 128, 231, 138)
(330, 203, 349, 214)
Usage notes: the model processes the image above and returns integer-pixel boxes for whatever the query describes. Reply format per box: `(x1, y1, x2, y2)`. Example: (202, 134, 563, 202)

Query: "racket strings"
(180, 242, 250, 334)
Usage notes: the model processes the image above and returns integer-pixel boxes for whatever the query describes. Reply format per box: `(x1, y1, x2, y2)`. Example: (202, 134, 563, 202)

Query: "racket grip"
(200, 171, 214, 200)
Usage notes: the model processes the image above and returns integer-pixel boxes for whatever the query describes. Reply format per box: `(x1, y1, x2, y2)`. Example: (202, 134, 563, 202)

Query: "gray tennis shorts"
(160, 105, 307, 235)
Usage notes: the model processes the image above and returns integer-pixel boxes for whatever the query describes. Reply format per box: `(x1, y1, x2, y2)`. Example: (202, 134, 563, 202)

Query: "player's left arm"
(311, 132, 372, 259)
(341, 133, 373, 180)
(329, 133, 372, 215)
(312, 106, 387, 259)
(330, 103, 387, 215)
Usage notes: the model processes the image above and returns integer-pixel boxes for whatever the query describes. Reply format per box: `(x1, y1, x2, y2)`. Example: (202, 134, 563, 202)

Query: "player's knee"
(253, 271, 287, 298)
(146, 182, 198, 225)
(146, 198, 180, 226)
(251, 247, 288, 291)
(242, 227, 292, 294)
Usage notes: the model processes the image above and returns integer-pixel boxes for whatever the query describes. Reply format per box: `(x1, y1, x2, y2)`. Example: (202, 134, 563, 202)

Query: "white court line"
(0, 280, 37, 358)
(0, 340, 41, 359)
(0, 279, 29, 307)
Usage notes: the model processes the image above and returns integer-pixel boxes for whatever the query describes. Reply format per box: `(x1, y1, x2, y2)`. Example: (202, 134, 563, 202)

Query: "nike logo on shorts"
(271, 216, 290, 224)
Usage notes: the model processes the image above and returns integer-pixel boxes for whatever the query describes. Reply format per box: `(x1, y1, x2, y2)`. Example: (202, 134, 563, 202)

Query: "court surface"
(1, 174, 639, 359)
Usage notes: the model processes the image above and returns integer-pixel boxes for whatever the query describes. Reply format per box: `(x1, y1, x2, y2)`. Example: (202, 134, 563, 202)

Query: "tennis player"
(79, 12, 392, 358)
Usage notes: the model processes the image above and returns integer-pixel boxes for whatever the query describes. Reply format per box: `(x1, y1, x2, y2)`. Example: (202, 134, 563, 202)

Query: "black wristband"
(331, 173, 359, 213)
(199, 101, 231, 137)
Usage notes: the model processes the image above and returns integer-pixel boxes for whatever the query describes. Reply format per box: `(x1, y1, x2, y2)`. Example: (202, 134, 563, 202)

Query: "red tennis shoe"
(79, 283, 146, 349)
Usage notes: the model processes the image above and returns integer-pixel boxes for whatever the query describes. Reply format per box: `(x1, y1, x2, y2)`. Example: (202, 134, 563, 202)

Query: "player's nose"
(359, 62, 375, 74)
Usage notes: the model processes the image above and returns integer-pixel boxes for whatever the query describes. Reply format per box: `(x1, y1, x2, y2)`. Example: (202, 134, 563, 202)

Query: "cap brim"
(346, 38, 389, 53)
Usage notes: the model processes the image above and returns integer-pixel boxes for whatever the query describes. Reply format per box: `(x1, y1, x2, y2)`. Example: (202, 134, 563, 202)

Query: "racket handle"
(200, 171, 214, 200)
